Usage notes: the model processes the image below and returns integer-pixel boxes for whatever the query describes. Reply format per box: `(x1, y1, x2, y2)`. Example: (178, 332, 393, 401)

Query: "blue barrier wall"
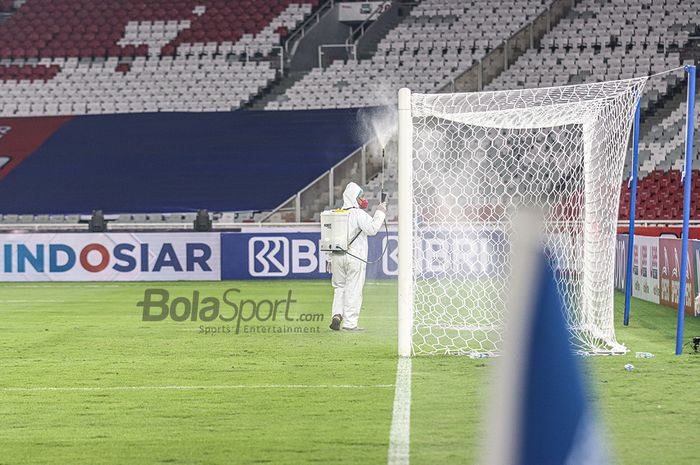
(0, 109, 367, 214)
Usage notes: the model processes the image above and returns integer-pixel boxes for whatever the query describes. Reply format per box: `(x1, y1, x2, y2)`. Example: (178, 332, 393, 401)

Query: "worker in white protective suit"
(328, 182, 386, 331)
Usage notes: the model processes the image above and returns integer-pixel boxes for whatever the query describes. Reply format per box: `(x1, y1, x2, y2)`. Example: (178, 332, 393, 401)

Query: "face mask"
(358, 198, 369, 209)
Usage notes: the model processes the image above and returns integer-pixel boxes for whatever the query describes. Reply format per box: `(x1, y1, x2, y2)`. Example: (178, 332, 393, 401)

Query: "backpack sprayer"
(320, 147, 390, 265)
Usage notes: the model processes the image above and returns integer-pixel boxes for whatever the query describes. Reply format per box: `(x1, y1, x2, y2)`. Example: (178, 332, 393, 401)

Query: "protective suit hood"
(342, 182, 364, 209)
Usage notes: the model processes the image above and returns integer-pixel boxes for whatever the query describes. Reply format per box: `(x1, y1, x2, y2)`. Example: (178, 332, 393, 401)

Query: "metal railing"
(259, 145, 365, 223)
(258, 139, 385, 223)
(270, 46, 285, 74)
(345, 1, 392, 45)
(284, 0, 336, 56)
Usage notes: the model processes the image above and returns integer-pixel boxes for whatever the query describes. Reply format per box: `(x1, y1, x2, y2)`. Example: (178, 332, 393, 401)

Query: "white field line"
(387, 357, 412, 465)
(2, 300, 100, 303)
(0, 284, 131, 288)
(0, 383, 395, 393)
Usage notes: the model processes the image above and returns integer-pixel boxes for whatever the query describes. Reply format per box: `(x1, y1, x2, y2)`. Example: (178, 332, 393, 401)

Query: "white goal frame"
(396, 80, 645, 357)
(398, 87, 414, 357)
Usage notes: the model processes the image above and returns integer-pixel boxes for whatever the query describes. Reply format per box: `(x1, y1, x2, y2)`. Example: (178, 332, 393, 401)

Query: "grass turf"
(0, 281, 698, 464)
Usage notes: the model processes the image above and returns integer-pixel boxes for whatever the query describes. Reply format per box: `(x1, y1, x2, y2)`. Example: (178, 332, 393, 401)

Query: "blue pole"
(624, 99, 641, 326)
(676, 65, 696, 355)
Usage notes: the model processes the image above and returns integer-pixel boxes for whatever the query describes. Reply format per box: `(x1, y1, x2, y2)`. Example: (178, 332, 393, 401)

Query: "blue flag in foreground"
(516, 254, 608, 465)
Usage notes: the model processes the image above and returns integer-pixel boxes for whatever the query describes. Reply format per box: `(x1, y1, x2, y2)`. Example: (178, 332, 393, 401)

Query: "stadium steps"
(640, 31, 700, 135)
(244, 0, 339, 110)
(354, 1, 418, 60)
(623, 86, 687, 175)
(623, 37, 700, 174)
(449, 0, 575, 92)
(640, 83, 689, 141)
(246, 70, 310, 110)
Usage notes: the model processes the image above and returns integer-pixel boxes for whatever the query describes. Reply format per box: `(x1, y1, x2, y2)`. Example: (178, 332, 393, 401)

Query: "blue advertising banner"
(220, 231, 398, 280)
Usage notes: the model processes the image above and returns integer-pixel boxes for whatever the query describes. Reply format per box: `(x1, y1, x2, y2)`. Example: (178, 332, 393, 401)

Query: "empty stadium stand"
(486, 0, 697, 111)
(0, 0, 319, 115)
(1, 57, 277, 115)
(636, 88, 700, 174)
(259, 0, 699, 223)
(619, 170, 700, 221)
(0, 0, 319, 59)
(480, 0, 700, 223)
(0, 0, 699, 227)
(265, 0, 553, 110)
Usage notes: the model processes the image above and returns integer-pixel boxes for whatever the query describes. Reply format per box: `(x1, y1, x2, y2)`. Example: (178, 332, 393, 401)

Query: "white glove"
(376, 202, 387, 214)
(325, 258, 332, 274)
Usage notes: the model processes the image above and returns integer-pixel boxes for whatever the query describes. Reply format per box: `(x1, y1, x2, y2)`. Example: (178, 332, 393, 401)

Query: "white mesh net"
(408, 79, 647, 355)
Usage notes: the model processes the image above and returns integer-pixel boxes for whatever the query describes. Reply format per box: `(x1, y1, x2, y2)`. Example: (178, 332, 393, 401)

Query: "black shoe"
(329, 314, 342, 331)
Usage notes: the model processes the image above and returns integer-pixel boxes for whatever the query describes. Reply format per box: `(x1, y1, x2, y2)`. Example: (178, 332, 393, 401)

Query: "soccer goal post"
(397, 79, 647, 357)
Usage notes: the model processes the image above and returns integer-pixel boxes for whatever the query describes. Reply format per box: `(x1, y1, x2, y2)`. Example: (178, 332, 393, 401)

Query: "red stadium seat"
(0, 0, 317, 61)
(620, 170, 700, 221)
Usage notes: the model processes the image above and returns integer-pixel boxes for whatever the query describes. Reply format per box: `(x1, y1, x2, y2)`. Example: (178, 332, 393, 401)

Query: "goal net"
(397, 79, 647, 356)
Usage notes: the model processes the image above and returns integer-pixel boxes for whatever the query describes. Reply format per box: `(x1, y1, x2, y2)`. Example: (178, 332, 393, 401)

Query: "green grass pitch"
(1, 280, 699, 465)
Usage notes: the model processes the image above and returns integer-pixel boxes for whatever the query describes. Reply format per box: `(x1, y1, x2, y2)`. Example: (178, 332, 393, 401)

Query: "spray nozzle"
(380, 147, 386, 203)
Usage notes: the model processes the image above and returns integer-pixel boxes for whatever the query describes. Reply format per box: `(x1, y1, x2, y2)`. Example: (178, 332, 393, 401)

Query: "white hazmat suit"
(329, 182, 386, 330)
